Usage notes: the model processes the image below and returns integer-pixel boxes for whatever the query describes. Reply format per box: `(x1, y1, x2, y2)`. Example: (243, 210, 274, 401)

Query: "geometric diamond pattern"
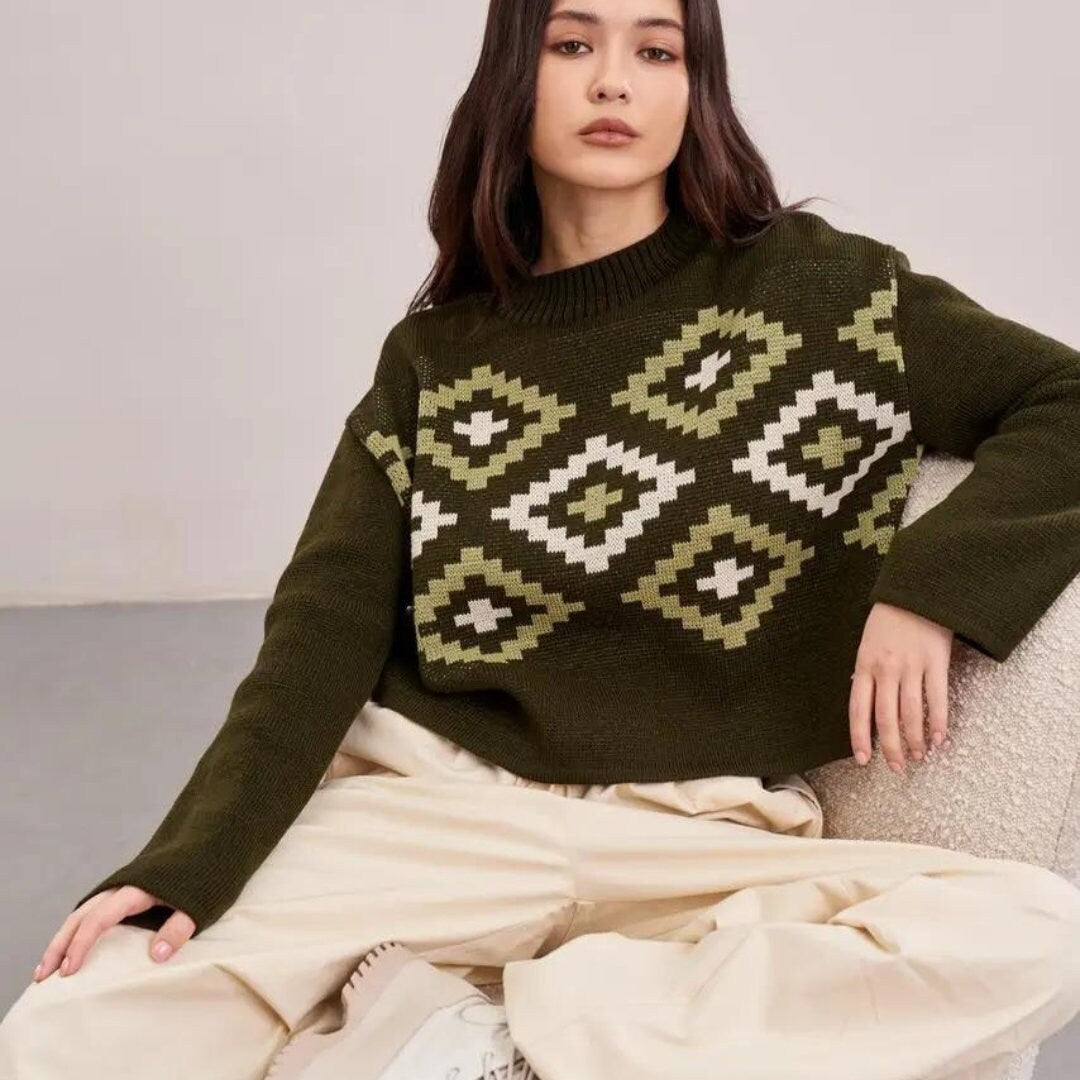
(395, 271, 921, 668)
(413, 543, 586, 665)
(731, 368, 911, 517)
(418, 364, 576, 491)
(491, 433, 696, 574)
(621, 502, 815, 648)
(610, 305, 803, 438)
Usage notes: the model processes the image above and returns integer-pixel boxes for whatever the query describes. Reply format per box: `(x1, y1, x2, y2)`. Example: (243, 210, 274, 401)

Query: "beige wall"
(2, 1, 1077, 604)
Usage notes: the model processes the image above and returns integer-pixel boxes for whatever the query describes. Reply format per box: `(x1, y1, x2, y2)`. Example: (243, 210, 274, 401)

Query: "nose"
(590, 52, 632, 104)
(593, 79, 630, 102)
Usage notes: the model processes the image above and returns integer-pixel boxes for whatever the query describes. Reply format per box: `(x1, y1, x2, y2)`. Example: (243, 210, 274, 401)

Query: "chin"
(558, 161, 653, 190)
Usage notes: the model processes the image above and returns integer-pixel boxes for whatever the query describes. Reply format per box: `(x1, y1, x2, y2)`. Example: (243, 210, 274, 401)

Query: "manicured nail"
(153, 941, 172, 961)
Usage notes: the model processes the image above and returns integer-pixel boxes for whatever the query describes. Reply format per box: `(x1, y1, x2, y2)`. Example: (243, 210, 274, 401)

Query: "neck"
(497, 204, 713, 327)
(529, 204, 672, 278)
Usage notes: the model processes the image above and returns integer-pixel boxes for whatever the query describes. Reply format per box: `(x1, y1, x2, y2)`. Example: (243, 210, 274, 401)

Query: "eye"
(550, 40, 678, 63)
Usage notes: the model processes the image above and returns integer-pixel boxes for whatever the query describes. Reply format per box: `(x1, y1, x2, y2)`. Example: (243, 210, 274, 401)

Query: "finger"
(150, 909, 197, 963)
(899, 664, 927, 760)
(35, 891, 117, 981)
(35, 907, 87, 982)
(924, 656, 950, 749)
(849, 667, 874, 765)
(873, 662, 906, 772)
(61, 901, 122, 977)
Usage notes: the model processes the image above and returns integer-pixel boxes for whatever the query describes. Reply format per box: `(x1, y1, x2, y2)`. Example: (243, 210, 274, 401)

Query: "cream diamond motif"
(731, 368, 911, 517)
(491, 433, 695, 574)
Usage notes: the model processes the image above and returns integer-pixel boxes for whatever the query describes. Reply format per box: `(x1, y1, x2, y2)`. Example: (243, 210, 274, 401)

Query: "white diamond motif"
(491, 433, 695, 574)
(731, 368, 911, 516)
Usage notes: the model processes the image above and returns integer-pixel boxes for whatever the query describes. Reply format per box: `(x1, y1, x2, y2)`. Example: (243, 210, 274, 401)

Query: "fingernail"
(854, 751, 869, 765)
(32, 963, 42, 980)
(60, 957, 70, 976)
(933, 731, 944, 746)
(889, 760, 904, 773)
(911, 749, 923, 761)
(153, 941, 172, 961)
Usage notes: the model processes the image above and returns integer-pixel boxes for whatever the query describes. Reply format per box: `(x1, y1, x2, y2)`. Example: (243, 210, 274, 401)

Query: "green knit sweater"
(75, 206, 1080, 935)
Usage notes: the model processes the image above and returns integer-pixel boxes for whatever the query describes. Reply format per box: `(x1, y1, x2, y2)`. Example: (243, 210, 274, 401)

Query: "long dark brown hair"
(406, 0, 822, 316)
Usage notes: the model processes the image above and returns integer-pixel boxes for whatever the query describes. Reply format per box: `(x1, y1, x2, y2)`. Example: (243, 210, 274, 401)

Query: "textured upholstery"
(806, 451, 1080, 1080)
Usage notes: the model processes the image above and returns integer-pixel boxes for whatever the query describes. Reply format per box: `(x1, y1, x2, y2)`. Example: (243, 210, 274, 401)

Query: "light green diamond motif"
(610, 305, 803, 438)
(414, 544, 586, 665)
(621, 503, 814, 649)
(418, 364, 577, 491)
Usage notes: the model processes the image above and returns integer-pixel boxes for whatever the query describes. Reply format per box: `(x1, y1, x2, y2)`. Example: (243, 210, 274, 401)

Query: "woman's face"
(530, 0, 689, 193)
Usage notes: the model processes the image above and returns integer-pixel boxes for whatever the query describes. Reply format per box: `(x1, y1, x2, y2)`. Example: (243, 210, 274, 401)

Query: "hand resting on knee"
(31, 886, 194, 982)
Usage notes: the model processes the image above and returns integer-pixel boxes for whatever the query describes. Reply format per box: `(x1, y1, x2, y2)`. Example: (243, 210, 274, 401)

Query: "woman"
(4, 0, 1079, 1077)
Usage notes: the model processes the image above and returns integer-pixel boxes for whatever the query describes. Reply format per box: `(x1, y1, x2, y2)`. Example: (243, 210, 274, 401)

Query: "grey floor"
(1, 600, 1077, 1077)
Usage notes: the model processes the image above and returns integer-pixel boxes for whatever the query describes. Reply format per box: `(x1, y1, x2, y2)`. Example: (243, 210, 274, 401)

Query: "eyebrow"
(546, 9, 685, 35)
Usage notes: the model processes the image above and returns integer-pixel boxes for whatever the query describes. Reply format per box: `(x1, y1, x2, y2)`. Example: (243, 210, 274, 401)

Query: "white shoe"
(264, 941, 539, 1080)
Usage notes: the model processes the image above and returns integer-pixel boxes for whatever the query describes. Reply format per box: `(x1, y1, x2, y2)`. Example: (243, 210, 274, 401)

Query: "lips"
(579, 118, 639, 137)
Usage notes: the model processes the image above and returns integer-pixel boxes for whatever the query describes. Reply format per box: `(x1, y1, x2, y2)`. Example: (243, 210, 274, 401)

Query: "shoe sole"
(264, 941, 492, 1079)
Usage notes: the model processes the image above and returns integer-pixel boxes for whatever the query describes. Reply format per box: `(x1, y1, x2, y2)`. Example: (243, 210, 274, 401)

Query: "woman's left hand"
(849, 601, 954, 772)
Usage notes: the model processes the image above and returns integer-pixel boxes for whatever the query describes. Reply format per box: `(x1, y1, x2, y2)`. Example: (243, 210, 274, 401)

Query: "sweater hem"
(372, 691, 857, 785)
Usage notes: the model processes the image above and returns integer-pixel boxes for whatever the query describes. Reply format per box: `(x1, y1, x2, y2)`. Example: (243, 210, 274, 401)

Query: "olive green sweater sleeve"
(71, 326, 418, 935)
(868, 246, 1080, 662)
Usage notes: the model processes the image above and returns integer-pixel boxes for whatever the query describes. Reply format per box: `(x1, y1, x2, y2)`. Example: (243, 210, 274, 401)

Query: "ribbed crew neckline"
(495, 205, 713, 326)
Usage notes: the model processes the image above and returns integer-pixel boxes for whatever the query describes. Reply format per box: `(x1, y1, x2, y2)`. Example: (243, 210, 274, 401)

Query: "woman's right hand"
(32, 885, 196, 981)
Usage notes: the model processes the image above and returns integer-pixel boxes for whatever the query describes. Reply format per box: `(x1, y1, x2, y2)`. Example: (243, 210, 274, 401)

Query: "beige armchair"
(805, 450, 1080, 1080)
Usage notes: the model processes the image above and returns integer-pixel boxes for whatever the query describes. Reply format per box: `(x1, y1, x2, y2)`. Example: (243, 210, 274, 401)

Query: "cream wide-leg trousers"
(3, 699, 1080, 1080)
